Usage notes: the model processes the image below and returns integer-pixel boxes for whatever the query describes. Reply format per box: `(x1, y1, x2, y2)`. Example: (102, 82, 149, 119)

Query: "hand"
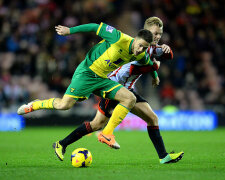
(161, 44, 171, 54)
(152, 76, 160, 87)
(55, 25, 70, 36)
(153, 58, 160, 69)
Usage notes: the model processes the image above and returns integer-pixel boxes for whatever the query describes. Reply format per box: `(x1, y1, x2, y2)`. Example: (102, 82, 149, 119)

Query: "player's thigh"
(94, 78, 135, 103)
(90, 110, 109, 131)
(65, 71, 100, 101)
(131, 102, 158, 126)
(94, 78, 123, 100)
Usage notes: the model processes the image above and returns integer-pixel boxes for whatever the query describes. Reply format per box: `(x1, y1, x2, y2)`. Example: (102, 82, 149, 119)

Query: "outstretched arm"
(56, 22, 121, 45)
(55, 23, 99, 36)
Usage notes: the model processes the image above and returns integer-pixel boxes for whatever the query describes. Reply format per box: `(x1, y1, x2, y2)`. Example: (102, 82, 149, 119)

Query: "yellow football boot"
(52, 141, 66, 161)
(160, 151, 184, 164)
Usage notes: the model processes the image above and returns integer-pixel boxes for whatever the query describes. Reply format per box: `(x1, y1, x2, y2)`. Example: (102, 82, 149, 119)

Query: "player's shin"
(102, 104, 130, 135)
(59, 122, 93, 148)
(147, 126, 168, 159)
(32, 98, 55, 110)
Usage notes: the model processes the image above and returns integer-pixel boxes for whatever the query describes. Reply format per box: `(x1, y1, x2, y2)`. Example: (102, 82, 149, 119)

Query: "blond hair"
(144, 17, 163, 29)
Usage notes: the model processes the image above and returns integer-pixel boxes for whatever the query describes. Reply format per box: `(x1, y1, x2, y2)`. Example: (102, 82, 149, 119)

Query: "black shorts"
(98, 89, 148, 118)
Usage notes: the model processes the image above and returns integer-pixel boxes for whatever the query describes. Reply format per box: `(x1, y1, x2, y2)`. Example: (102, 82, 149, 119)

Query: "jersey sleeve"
(96, 22, 121, 44)
(69, 23, 99, 34)
(129, 63, 159, 75)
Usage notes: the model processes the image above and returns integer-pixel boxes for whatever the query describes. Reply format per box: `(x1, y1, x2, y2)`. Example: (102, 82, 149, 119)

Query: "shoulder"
(96, 22, 121, 44)
(120, 33, 133, 40)
(97, 22, 117, 35)
(115, 32, 133, 46)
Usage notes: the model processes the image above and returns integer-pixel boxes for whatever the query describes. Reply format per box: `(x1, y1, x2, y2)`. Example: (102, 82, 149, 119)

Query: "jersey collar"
(129, 39, 134, 54)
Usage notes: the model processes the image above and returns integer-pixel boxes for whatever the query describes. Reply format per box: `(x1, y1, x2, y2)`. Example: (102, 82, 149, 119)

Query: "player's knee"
(90, 120, 106, 131)
(57, 102, 73, 110)
(149, 114, 159, 126)
(90, 125, 98, 131)
(93, 123, 105, 131)
(153, 114, 158, 123)
(144, 112, 159, 126)
(126, 93, 136, 108)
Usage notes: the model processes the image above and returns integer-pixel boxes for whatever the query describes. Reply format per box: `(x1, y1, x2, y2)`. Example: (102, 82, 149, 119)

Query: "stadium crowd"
(0, 0, 224, 116)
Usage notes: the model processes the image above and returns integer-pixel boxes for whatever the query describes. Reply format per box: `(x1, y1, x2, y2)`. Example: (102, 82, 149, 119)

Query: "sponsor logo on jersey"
(106, 25, 114, 33)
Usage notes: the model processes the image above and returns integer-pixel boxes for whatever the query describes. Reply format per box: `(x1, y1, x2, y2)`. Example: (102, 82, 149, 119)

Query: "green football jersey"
(81, 22, 157, 78)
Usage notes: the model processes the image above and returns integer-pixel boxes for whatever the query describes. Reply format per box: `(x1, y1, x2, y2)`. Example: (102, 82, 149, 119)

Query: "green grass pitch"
(1, 127, 225, 180)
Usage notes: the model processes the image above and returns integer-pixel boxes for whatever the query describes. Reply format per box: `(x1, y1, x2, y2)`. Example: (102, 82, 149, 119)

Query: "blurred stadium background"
(0, 0, 224, 130)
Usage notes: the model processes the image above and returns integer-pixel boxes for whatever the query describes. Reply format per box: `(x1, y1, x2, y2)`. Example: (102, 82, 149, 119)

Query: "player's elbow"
(169, 49, 173, 59)
(153, 62, 160, 71)
(165, 49, 173, 60)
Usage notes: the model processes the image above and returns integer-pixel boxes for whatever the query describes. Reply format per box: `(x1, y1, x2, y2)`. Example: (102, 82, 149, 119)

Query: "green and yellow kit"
(65, 23, 158, 101)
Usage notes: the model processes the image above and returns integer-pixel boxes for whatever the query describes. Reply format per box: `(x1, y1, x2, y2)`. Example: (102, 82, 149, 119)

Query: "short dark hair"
(137, 29, 153, 43)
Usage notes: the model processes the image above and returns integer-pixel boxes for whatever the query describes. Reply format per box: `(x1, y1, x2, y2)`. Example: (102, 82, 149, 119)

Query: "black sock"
(59, 122, 93, 148)
(147, 126, 168, 159)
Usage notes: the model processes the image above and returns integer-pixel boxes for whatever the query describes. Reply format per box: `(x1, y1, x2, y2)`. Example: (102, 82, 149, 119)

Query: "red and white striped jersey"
(108, 45, 173, 89)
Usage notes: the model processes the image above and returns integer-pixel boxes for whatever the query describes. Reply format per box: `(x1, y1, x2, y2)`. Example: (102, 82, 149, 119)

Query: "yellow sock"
(32, 98, 55, 110)
(103, 104, 130, 135)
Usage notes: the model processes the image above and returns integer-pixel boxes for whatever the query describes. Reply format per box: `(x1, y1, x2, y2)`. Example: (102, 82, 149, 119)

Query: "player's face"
(146, 25, 163, 45)
(132, 38, 150, 56)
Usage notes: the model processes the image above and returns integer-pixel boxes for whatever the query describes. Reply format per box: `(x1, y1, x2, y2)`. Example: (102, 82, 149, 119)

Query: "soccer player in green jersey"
(50, 17, 183, 164)
(17, 22, 159, 152)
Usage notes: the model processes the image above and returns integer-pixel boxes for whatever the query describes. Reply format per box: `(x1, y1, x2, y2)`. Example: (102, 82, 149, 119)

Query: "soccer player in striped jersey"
(55, 17, 184, 164)
(17, 21, 159, 159)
